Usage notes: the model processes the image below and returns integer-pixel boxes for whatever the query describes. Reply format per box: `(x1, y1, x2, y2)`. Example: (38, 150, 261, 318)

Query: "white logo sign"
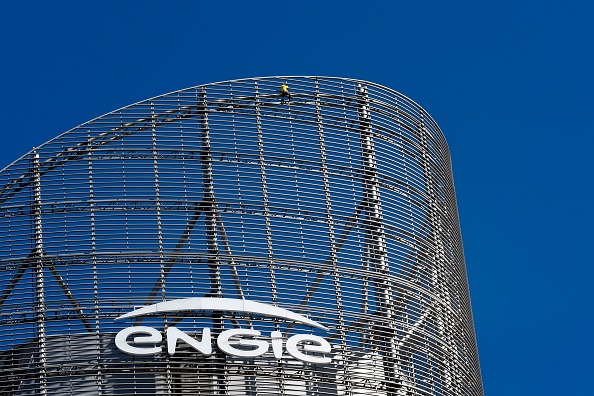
(114, 297, 332, 364)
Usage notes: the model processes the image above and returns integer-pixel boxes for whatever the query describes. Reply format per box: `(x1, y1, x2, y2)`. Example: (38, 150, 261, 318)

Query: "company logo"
(114, 297, 332, 364)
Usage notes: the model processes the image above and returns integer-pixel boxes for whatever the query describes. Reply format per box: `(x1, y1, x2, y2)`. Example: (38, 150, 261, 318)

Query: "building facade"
(0, 77, 483, 395)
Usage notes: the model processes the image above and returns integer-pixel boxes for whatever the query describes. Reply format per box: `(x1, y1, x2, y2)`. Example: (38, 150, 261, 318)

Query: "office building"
(0, 77, 483, 395)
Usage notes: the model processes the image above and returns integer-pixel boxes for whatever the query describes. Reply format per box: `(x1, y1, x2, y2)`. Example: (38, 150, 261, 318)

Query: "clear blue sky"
(1, 1, 592, 394)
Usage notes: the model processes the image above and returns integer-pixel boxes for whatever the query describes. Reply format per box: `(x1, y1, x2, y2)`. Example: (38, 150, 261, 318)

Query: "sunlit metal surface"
(0, 76, 483, 395)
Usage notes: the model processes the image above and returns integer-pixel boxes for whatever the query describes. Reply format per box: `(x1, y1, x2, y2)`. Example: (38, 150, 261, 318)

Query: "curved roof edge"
(1, 76, 443, 174)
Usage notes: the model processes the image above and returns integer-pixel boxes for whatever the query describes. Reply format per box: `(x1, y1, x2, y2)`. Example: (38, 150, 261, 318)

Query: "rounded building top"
(1, 76, 447, 175)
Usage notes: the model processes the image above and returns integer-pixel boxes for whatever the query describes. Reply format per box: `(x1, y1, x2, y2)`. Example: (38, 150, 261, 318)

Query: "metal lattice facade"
(0, 76, 483, 396)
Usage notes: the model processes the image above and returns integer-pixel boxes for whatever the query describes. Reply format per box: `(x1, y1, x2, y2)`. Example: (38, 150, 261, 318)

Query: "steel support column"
(200, 87, 227, 396)
(315, 80, 352, 396)
(357, 85, 399, 396)
(31, 151, 47, 396)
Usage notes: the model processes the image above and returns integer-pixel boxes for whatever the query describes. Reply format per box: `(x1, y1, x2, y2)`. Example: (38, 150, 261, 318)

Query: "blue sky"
(1, 1, 592, 394)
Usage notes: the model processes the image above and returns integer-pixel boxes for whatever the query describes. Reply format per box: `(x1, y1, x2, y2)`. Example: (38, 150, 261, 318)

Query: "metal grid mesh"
(0, 76, 482, 396)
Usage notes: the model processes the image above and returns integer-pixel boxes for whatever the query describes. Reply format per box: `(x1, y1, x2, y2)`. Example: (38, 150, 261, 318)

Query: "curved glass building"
(0, 76, 483, 395)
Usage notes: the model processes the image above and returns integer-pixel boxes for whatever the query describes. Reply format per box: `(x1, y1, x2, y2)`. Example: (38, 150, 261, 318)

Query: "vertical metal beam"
(87, 130, 104, 395)
(255, 81, 285, 396)
(200, 88, 222, 297)
(199, 87, 227, 396)
(152, 101, 173, 395)
(315, 80, 352, 396)
(31, 150, 47, 396)
(357, 85, 399, 396)
(151, 101, 166, 304)
(255, 82, 277, 307)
